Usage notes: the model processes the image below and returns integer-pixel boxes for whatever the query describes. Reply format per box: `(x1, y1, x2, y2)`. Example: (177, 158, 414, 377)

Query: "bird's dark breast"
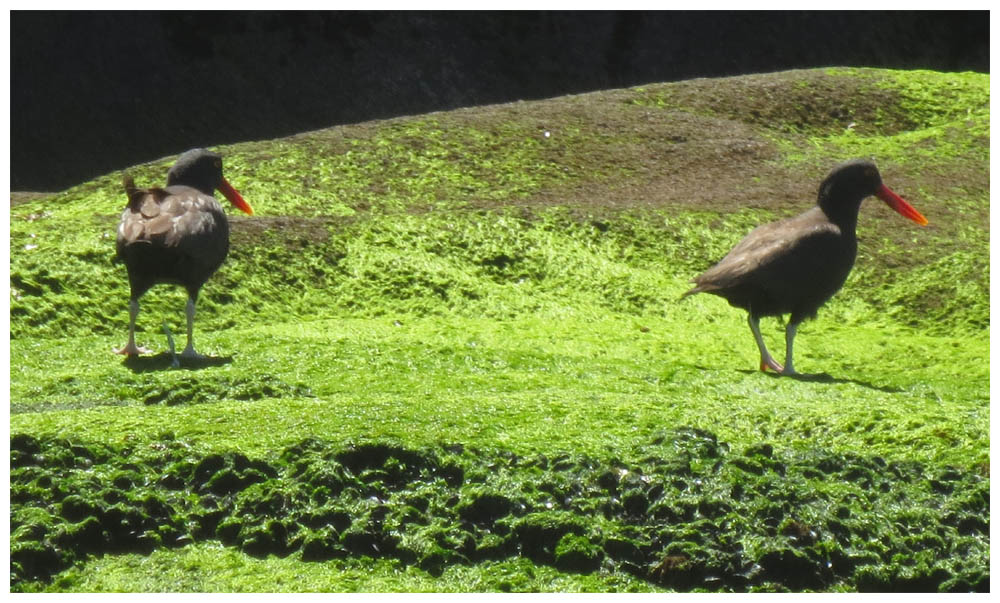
(696, 212, 858, 322)
(116, 189, 230, 296)
(707, 236, 857, 321)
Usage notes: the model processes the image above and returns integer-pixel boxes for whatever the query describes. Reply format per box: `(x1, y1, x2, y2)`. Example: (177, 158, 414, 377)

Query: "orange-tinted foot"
(759, 357, 784, 373)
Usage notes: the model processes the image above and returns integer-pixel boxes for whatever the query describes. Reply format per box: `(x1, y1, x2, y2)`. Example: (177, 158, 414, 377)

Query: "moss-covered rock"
(554, 533, 603, 573)
(8, 427, 991, 592)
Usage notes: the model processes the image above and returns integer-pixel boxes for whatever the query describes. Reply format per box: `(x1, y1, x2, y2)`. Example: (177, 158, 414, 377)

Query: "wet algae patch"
(11, 430, 988, 593)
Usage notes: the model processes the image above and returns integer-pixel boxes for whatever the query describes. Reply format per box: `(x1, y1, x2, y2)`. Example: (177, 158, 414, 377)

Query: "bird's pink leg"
(114, 299, 152, 355)
(748, 315, 784, 373)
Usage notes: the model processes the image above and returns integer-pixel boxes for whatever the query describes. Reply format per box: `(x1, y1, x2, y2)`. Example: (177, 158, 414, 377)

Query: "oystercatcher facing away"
(114, 148, 254, 357)
(682, 159, 927, 375)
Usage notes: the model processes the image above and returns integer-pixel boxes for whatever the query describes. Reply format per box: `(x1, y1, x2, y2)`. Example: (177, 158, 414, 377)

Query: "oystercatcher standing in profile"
(114, 148, 254, 358)
(682, 159, 928, 375)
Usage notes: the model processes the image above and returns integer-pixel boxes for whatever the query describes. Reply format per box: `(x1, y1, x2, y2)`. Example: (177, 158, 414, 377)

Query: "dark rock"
(59, 494, 100, 522)
(193, 454, 227, 486)
(604, 536, 643, 563)
(11, 541, 67, 583)
(457, 491, 515, 524)
(554, 533, 603, 573)
(758, 548, 824, 590)
(302, 528, 347, 561)
(622, 490, 649, 516)
(54, 516, 104, 553)
(508, 511, 587, 562)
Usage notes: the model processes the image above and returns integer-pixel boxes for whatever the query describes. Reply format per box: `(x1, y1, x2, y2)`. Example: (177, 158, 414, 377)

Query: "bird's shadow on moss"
(122, 352, 233, 373)
(737, 369, 903, 393)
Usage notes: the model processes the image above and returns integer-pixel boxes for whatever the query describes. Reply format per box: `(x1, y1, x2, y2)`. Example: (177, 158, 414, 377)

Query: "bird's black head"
(817, 159, 927, 228)
(818, 159, 883, 207)
(166, 148, 226, 195)
(166, 149, 254, 215)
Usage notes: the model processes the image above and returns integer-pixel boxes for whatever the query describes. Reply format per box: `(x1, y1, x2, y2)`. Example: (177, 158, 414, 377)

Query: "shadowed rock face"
(11, 11, 988, 191)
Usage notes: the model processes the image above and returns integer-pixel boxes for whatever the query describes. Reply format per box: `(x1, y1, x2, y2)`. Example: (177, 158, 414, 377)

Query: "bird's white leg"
(180, 297, 205, 359)
(782, 322, 800, 376)
(748, 314, 784, 373)
(114, 299, 152, 355)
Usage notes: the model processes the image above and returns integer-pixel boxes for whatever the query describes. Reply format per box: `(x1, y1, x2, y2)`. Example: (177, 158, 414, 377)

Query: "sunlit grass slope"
(9, 68, 988, 593)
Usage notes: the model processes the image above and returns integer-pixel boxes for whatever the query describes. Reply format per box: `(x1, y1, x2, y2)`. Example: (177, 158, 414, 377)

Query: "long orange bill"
(217, 178, 254, 216)
(875, 183, 927, 226)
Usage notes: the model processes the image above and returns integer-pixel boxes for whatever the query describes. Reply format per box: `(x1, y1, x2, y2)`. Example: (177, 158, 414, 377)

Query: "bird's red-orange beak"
(217, 178, 254, 216)
(875, 183, 927, 226)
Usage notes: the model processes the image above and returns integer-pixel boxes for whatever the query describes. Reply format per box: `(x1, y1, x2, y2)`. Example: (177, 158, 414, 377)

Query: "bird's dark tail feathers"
(679, 284, 703, 300)
(122, 173, 137, 195)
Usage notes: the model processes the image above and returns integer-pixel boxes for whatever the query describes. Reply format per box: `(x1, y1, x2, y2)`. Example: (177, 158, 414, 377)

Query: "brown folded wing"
(116, 182, 230, 298)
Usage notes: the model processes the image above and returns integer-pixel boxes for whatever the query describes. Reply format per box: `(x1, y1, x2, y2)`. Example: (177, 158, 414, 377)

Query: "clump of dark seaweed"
(10, 429, 989, 592)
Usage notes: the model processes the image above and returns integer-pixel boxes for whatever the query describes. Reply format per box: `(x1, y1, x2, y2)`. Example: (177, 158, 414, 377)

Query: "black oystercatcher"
(114, 148, 254, 357)
(682, 159, 927, 375)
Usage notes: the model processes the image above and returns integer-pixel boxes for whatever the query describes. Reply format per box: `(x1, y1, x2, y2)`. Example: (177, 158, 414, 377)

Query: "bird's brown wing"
(116, 185, 227, 261)
(685, 209, 843, 296)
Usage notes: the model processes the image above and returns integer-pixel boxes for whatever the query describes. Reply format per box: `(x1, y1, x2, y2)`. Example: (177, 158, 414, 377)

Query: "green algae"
(10, 432, 989, 592)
